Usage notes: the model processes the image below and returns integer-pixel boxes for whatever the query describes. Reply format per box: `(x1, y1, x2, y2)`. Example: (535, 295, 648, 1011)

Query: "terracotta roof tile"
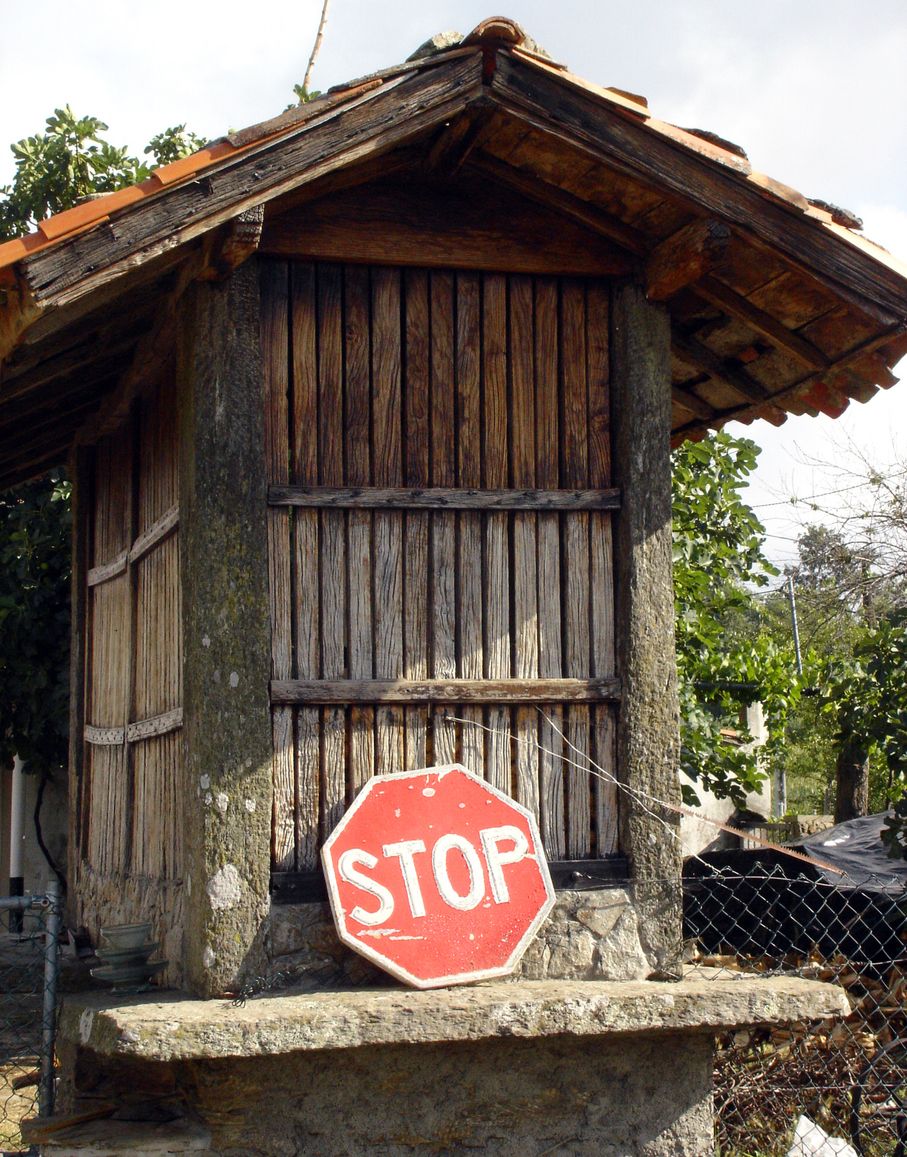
(648, 118, 752, 175)
(151, 140, 238, 185)
(0, 231, 47, 268)
(37, 199, 112, 242)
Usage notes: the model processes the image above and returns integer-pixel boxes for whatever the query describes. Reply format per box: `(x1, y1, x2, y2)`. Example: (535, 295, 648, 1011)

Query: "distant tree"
(0, 474, 71, 774)
(0, 108, 205, 242)
(143, 124, 206, 168)
(672, 433, 802, 807)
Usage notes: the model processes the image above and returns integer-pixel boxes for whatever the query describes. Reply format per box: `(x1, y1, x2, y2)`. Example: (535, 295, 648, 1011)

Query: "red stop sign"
(322, 765, 556, 989)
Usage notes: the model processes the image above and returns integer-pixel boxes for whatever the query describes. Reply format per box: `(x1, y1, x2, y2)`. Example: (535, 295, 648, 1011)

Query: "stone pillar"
(178, 260, 273, 997)
(611, 280, 683, 976)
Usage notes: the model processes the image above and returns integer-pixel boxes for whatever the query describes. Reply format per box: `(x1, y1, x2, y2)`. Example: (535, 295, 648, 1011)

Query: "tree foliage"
(672, 432, 801, 807)
(0, 475, 72, 773)
(0, 107, 205, 242)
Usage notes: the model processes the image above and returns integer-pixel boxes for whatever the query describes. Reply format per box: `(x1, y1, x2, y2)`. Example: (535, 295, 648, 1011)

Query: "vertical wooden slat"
(587, 280, 618, 854)
(318, 264, 348, 837)
(562, 279, 592, 857)
(123, 413, 139, 875)
(430, 271, 458, 765)
(291, 262, 321, 868)
(345, 265, 377, 795)
(69, 446, 90, 878)
(510, 274, 540, 820)
(403, 270, 430, 769)
(372, 267, 405, 774)
(87, 431, 133, 876)
(455, 273, 484, 778)
(261, 261, 295, 868)
(482, 273, 512, 794)
(535, 277, 566, 858)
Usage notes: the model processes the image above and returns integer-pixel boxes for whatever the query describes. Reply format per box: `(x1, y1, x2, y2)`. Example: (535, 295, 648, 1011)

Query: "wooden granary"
(1, 18, 903, 1153)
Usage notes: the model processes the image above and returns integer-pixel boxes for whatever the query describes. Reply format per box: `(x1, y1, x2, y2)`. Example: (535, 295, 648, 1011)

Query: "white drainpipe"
(10, 754, 26, 889)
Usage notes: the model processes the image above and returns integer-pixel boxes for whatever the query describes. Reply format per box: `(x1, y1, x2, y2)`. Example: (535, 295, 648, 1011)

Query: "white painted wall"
(680, 704, 772, 857)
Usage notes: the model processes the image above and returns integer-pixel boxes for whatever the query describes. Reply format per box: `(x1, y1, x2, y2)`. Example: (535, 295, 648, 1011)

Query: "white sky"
(2, 0, 906, 571)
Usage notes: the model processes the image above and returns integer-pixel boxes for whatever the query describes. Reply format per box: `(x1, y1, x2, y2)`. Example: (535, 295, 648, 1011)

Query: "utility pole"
(775, 575, 803, 817)
(787, 574, 803, 676)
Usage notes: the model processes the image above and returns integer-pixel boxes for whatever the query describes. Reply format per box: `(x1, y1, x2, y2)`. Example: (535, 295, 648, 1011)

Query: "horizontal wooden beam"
(126, 707, 183, 742)
(270, 677, 622, 705)
(87, 504, 179, 586)
(270, 856, 631, 903)
(87, 550, 127, 588)
(268, 485, 621, 511)
(128, 504, 179, 565)
(259, 176, 634, 277)
(646, 219, 730, 302)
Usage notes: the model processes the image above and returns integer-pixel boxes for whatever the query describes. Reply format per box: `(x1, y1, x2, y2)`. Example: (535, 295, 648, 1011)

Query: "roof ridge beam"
(18, 52, 485, 312)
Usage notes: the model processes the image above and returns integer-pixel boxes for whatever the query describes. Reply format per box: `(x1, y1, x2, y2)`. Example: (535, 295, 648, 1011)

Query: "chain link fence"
(683, 861, 907, 1157)
(0, 886, 62, 1156)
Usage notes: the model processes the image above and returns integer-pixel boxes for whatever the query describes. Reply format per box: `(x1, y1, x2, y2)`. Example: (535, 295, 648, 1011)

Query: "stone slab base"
(39, 1116, 211, 1156)
(62, 973, 849, 1061)
(53, 1033, 714, 1156)
(53, 974, 847, 1155)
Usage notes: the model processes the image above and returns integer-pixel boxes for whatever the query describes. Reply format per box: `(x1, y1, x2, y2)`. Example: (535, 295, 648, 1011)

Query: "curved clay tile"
(462, 17, 526, 48)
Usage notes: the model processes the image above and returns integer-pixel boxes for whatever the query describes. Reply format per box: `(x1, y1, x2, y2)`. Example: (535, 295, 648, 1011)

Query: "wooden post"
(610, 280, 683, 976)
(178, 260, 273, 997)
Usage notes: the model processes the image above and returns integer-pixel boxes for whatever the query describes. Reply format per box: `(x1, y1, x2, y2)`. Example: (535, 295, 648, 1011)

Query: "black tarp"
(793, 813, 907, 891)
(682, 814, 907, 967)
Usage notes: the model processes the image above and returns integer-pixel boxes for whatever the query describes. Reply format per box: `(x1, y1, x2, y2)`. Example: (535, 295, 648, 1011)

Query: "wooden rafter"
(695, 275, 832, 370)
(20, 54, 485, 307)
(672, 323, 907, 444)
(424, 105, 495, 177)
(490, 54, 907, 324)
(646, 219, 730, 302)
(470, 152, 647, 255)
(671, 385, 716, 420)
(671, 331, 772, 404)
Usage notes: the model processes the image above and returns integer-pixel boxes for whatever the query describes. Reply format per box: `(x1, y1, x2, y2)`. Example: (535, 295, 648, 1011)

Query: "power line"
(750, 469, 907, 511)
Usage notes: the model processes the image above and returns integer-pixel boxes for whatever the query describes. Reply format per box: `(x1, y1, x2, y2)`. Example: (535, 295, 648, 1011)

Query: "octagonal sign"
(321, 765, 556, 989)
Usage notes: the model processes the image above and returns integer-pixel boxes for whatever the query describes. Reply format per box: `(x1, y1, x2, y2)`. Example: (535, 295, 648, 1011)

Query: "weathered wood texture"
(611, 280, 683, 975)
(179, 262, 273, 998)
(73, 368, 185, 987)
(268, 485, 620, 510)
(260, 178, 635, 276)
(262, 259, 618, 869)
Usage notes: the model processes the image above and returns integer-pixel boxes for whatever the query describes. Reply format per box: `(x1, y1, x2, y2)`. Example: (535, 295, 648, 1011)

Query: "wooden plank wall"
(262, 259, 618, 871)
(78, 370, 183, 946)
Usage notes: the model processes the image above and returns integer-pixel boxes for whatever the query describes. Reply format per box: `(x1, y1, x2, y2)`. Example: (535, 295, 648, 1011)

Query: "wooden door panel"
(263, 260, 619, 868)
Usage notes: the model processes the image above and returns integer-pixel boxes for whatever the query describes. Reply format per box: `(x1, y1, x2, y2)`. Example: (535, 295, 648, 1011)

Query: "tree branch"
(303, 0, 332, 95)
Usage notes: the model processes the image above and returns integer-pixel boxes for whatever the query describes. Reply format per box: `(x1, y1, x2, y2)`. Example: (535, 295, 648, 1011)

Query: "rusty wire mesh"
(0, 895, 59, 1157)
(683, 863, 907, 1157)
